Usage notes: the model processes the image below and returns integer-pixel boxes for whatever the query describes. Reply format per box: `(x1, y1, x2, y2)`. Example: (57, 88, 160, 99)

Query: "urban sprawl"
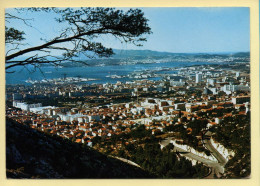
(6, 62, 250, 178)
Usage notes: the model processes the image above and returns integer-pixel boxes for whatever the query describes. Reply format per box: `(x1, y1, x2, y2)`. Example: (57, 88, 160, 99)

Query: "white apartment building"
(13, 101, 42, 111)
(195, 73, 202, 83)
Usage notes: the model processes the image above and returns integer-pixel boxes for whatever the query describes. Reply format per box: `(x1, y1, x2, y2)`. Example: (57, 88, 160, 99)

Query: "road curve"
(160, 137, 227, 177)
(204, 139, 227, 165)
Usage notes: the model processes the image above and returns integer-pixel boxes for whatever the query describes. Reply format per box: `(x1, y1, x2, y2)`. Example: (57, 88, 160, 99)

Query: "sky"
(5, 7, 250, 54)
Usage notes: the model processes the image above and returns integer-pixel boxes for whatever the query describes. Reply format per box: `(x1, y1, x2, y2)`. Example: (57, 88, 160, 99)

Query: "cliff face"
(6, 118, 154, 179)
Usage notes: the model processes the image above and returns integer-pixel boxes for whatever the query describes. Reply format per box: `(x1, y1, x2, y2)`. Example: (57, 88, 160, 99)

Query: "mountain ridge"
(9, 49, 250, 61)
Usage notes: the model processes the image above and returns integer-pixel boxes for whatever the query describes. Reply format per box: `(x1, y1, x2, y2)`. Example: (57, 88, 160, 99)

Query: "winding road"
(160, 136, 227, 178)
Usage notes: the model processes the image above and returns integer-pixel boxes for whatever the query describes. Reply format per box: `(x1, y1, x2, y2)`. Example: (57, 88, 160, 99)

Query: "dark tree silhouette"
(5, 7, 151, 71)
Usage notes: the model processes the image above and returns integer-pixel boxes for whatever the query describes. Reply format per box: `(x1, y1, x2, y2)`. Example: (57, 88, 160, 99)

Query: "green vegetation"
(213, 113, 250, 178)
(126, 142, 209, 178)
(95, 124, 210, 178)
(164, 120, 211, 155)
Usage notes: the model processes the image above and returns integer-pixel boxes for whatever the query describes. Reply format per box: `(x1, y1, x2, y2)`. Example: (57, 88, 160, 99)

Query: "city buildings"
(6, 63, 250, 151)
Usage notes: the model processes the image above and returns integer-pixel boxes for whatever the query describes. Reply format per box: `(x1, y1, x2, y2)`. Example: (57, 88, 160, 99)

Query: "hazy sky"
(6, 7, 250, 54)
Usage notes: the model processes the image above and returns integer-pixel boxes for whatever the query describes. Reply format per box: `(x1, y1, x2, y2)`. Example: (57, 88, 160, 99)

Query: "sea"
(6, 61, 216, 85)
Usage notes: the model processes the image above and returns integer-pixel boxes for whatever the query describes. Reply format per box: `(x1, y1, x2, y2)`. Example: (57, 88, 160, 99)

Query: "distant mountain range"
(64, 49, 249, 67)
(112, 49, 182, 58)
(112, 49, 249, 58)
(74, 49, 249, 61)
(8, 49, 250, 68)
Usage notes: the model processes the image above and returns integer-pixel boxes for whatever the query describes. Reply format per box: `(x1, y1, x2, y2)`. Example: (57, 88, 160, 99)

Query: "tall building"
(195, 73, 202, 83)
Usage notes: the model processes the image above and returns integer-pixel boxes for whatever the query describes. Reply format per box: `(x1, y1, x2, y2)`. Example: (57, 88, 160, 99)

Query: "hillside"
(59, 49, 250, 67)
(17, 49, 249, 68)
(6, 118, 155, 179)
(96, 49, 250, 59)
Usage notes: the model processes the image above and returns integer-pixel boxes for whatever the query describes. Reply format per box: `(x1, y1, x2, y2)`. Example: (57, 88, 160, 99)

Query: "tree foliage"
(213, 114, 250, 178)
(5, 7, 151, 71)
(95, 124, 210, 178)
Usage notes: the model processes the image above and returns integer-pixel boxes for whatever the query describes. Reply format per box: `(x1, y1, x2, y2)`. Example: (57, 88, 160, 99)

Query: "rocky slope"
(6, 118, 155, 179)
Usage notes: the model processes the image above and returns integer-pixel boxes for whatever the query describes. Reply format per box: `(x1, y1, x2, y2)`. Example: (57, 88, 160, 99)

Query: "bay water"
(6, 61, 215, 85)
